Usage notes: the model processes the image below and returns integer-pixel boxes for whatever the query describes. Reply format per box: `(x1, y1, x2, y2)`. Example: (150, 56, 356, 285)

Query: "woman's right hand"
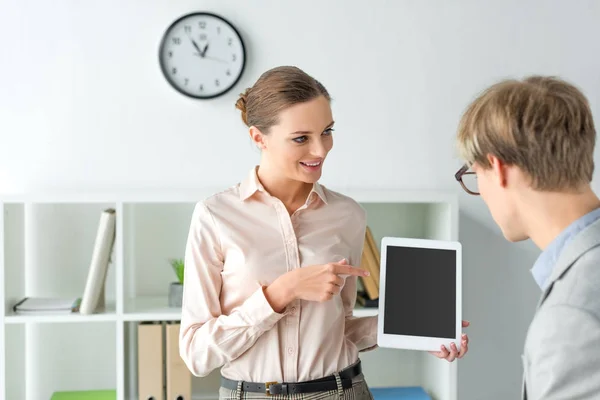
(264, 259, 369, 313)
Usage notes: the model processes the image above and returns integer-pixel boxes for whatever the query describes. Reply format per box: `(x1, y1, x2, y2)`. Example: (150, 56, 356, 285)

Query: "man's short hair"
(456, 76, 596, 190)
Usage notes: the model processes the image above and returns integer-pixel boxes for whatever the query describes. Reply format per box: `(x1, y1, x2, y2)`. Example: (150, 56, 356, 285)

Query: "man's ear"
(249, 126, 267, 150)
(487, 154, 508, 188)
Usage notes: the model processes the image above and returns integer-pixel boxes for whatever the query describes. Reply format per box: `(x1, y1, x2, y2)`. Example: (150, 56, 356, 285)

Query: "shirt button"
(290, 306, 297, 315)
(287, 347, 294, 355)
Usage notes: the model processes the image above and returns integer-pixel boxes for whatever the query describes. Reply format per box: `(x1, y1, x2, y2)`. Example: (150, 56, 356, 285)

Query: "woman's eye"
(292, 136, 308, 144)
(323, 128, 335, 136)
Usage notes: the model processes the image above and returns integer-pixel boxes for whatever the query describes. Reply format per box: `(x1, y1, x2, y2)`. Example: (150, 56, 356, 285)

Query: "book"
(360, 225, 380, 300)
(365, 226, 381, 285)
(80, 208, 116, 315)
(13, 297, 81, 314)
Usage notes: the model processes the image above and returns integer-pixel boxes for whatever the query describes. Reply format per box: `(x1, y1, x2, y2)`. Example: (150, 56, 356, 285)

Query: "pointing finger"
(333, 263, 369, 277)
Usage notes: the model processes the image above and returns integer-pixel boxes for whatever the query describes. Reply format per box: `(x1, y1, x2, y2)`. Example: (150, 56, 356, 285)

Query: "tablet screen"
(383, 245, 456, 339)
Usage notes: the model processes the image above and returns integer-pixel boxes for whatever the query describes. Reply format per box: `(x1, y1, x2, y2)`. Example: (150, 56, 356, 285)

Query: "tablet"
(377, 236, 462, 352)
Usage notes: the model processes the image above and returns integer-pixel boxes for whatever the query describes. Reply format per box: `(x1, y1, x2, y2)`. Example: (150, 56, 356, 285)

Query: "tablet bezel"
(376, 236, 462, 352)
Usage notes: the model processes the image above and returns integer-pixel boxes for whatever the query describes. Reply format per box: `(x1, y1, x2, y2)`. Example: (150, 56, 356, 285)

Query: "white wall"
(2, 0, 600, 399)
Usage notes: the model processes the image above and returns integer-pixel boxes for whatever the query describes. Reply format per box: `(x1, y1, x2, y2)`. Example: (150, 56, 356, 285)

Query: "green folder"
(50, 390, 116, 400)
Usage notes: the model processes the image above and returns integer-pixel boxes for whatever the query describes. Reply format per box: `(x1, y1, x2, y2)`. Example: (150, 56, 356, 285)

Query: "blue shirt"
(531, 207, 600, 291)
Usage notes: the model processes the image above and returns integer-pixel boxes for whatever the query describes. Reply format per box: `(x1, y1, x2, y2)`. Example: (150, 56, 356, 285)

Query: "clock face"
(159, 12, 246, 99)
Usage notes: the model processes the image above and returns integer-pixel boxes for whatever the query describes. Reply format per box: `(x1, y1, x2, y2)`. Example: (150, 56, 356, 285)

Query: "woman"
(179, 66, 469, 400)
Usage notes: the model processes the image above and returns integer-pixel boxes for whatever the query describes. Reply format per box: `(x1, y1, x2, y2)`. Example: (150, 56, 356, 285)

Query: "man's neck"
(521, 186, 600, 250)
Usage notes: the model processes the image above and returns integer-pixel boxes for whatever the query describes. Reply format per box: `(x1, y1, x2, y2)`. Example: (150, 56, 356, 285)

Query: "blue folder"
(370, 386, 431, 399)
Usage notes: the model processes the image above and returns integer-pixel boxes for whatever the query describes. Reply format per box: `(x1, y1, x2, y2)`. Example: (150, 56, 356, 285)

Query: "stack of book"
(357, 226, 380, 307)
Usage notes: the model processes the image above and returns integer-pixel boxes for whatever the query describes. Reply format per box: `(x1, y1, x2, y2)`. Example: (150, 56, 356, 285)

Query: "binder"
(165, 322, 192, 400)
(138, 322, 164, 400)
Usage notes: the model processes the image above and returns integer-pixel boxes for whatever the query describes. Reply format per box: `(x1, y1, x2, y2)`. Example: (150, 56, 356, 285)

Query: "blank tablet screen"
(383, 245, 456, 339)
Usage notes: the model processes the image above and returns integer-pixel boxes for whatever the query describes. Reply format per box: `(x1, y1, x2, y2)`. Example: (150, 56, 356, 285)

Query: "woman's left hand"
(429, 320, 470, 362)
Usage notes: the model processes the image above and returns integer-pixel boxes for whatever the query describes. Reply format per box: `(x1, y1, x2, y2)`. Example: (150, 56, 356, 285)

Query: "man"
(454, 76, 600, 399)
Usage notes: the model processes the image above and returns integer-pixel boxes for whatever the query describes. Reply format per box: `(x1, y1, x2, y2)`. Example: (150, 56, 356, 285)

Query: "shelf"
(2, 192, 458, 400)
(4, 303, 117, 324)
(124, 296, 377, 322)
(30, 322, 116, 399)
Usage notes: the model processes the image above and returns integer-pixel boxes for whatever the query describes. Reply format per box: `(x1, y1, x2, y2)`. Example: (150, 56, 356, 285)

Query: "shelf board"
(1, 297, 377, 324)
(123, 296, 377, 322)
(123, 296, 181, 321)
(352, 306, 378, 317)
(4, 304, 117, 324)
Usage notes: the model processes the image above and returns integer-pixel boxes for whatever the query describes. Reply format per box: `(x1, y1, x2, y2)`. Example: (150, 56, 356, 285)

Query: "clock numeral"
(232, 54, 237, 62)
(226, 69, 231, 76)
(215, 79, 220, 87)
(172, 37, 181, 45)
(171, 67, 177, 75)
(199, 33, 207, 41)
(184, 78, 189, 86)
(199, 84, 204, 92)
(228, 38, 233, 46)
(184, 25, 192, 33)
(168, 51, 173, 58)
(217, 26, 221, 34)
(199, 21, 206, 29)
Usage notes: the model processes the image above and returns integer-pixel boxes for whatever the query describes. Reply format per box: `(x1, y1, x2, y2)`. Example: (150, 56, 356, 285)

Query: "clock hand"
(201, 43, 209, 57)
(193, 52, 227, 63)
(188, 36, 204, 56)
(205, 55, 227, 63)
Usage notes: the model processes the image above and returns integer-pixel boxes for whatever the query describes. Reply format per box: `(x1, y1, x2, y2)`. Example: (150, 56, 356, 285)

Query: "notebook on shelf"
(12, 297, 81, 314)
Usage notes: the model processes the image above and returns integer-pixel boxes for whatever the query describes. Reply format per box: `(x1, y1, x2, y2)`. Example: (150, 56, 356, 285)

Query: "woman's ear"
(249, 126, 267, 150)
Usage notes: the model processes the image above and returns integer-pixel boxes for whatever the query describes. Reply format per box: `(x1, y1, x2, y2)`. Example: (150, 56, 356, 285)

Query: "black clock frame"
(158, 11, 247, 100)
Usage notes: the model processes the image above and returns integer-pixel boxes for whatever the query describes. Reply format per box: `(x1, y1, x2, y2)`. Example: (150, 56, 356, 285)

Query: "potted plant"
(168, 258, 184, 308)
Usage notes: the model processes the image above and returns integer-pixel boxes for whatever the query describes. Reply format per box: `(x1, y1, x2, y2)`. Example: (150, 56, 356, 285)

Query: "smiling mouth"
(300, 161, 322, 167)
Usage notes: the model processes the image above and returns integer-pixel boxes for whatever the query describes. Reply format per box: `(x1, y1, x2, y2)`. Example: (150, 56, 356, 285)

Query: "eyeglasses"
(455, 164, 479, 195)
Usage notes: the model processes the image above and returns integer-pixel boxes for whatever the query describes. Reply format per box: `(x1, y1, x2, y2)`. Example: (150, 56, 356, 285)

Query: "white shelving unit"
(0, 189, 459, 400)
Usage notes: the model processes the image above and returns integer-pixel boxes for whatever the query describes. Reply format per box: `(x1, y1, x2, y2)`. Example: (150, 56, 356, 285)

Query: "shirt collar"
(531, 207, 600, 290)
(239, 166, 263, 201)
(239, 166, 328, 205)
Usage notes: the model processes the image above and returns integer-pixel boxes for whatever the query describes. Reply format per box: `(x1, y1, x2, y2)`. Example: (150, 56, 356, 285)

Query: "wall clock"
(158, 12, 246, 99)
